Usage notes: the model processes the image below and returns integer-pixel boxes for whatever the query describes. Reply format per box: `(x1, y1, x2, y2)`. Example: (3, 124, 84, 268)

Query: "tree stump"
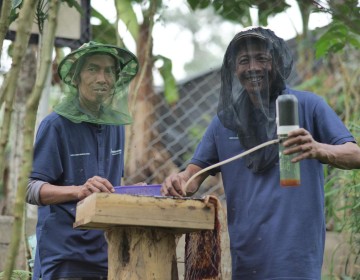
(106, 227, 178, 280)
(74, 193, 215, 280)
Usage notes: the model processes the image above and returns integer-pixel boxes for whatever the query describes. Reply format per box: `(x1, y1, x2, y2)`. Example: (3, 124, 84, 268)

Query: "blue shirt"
(30, 112, 125, 280)
(190, 89, 355, 279)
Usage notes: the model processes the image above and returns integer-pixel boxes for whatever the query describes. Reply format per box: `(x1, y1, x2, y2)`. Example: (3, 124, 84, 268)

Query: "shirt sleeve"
(312, 97, 356, 145)
(30, 118, 64, 182)
(26, 179, 46, 206)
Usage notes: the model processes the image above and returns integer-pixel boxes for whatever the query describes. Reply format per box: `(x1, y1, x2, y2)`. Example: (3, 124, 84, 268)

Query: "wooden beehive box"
(74, 193, 215, 233)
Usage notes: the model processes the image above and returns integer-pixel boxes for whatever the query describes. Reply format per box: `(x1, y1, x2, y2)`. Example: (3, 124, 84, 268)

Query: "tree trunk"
(0, 0, 38, 214)
(4, 45, 37, 215)
(106, 227, 178, 280)
(125, 1, 178, 185)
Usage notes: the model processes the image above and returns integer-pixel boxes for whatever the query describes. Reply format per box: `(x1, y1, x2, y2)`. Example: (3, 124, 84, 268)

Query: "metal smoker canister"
(276, 94, 301, 187)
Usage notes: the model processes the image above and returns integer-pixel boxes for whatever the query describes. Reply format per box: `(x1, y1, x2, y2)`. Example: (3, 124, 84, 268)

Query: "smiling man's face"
(235, 40, 273, 105)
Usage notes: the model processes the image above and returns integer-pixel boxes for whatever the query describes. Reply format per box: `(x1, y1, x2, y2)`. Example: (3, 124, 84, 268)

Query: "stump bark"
(106, 227, 179, 280)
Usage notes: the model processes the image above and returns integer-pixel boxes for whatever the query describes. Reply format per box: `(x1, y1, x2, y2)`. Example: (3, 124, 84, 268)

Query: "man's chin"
(246, 88, 263, 98)
(246, 89, 268, 106)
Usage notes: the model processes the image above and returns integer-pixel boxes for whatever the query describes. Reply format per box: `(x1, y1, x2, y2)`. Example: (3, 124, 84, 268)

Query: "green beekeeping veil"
(54, 41, 139, 125)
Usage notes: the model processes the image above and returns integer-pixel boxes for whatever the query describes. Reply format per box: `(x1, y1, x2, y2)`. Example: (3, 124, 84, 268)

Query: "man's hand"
(283, 128, 321, 162)
(78, 176, 114, 200)
(161, 164, 208, 197)
(284, 128, 360, 169)
(161, 172, 188, 197)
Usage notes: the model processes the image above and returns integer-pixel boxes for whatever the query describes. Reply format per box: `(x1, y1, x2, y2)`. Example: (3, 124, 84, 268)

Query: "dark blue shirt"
(190, 89, 355, 279)
(30, 112, 125, 280)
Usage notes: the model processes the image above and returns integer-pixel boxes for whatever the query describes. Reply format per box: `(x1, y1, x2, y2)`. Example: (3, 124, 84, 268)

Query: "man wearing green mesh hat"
(26, 42, 139, 280)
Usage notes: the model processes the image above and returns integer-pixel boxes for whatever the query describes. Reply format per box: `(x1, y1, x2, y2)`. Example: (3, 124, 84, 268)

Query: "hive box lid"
(73, 193, 215, 233)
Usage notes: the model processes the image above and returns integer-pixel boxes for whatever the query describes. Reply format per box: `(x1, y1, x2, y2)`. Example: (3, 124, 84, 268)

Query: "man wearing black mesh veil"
(162, 26, 360, 279)
(218, 27, 293, 173)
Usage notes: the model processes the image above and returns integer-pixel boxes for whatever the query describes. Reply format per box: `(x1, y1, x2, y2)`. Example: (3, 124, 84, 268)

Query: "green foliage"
(187, 0, 289, 29)
(330, 0, 360, 35)
(0, 270, 32, 280)
(294, 75, 325, 93)
(323, 167, 360, 278)
(315, 21, 360, 59)
(35, 0, 48, 34)
(295, 27, 359, 276)
(324, 166, 342, 229)
(315, 0, 360, 59)
(212, 0, 252, 26)
(8, 0, 22, 24)
(155, 55, 179, 106)
(187, 0, 212, 10)
(293, 73, 346, 116)
(186, 0, 360, 59)
(186, 0, 253, 26)
(91, 8, 118, 46)
(12, 0, 22, 8)
(323, 123, 360, 277)
(62, 0, 83, 12)
(256, 0, 290, 26)
(115, 0, 139, 42)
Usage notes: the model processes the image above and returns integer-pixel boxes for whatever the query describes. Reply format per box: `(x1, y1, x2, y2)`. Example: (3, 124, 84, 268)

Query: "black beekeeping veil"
(217, 26, 293, 173)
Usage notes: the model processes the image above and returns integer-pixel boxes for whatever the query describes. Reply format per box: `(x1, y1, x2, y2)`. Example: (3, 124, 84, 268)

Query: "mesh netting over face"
(217, 26, 293, 173)
(54, 42, 139, 125)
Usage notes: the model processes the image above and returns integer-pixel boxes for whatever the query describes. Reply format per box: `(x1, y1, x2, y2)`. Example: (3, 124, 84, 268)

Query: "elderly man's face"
(77, 54, 116, 109)
(235, 41, 273, 105)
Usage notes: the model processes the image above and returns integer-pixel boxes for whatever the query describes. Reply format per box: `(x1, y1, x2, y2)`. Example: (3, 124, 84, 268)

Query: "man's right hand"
(161, 164, 207, 197)
(78, 176, 114, 200)
(161, 172, 189, 197)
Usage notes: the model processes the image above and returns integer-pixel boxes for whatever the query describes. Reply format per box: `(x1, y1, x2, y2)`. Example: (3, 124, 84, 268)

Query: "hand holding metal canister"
(276, 94, 301, 187)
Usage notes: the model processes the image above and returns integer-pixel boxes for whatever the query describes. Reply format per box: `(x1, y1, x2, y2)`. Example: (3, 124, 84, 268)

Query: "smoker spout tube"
(184, 138, 280, 195)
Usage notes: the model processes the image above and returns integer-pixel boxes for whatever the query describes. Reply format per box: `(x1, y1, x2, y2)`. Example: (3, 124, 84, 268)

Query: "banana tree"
(106, 0, 179, 184)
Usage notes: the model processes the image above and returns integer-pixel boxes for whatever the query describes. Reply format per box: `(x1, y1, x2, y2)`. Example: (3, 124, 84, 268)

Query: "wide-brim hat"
(58, 41, 139, 87)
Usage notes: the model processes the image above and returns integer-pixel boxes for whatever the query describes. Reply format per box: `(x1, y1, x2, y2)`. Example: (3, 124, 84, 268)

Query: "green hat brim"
(58, 41, 139, 87)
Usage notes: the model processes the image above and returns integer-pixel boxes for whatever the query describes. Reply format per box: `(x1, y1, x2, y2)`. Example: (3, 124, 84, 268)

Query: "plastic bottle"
(276, 94, 301, 187)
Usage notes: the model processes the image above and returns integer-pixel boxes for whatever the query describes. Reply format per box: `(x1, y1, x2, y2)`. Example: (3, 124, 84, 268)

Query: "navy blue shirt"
(30, 112, 125, 280)
(190, 89, 355, 279)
